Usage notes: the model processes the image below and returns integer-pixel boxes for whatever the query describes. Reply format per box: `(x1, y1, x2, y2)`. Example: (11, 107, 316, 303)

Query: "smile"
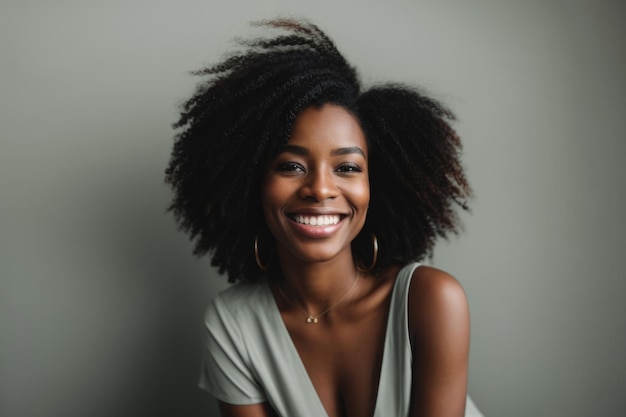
(289, 214, 342, 226)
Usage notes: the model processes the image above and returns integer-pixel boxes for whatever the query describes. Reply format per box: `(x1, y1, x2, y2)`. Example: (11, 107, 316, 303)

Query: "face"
(262, 104, 370, 266)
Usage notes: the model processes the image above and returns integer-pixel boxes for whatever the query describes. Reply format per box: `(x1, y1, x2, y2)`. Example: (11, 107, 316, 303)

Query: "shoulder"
(205, 280, 270, 325)
(407, 265, 469, 346)
(408, 265, 467, 305)
(202, 280, 273, 364)
(218, 280, 268, 305)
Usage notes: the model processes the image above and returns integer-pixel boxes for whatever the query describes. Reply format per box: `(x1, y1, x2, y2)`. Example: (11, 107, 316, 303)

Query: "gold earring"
(254, 234, 270, 270)
(357, 234, 378, 273)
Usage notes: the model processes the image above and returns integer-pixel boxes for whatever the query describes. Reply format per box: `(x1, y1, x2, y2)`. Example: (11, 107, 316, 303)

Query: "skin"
(217, 104, 469, 417)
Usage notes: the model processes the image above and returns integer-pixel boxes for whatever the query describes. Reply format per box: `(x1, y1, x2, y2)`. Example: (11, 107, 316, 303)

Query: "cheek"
(262, 176, 281, 202)
(345, 178, 370, 228)
(260, 177, 287, 223)
(355, 178, 370, 208)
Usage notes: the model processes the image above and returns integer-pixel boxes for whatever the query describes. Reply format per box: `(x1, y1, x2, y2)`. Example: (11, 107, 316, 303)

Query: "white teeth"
(293, 215, 340, 226)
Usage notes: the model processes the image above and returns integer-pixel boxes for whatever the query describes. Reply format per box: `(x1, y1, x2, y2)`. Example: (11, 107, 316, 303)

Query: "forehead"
(287, 104, 367, 154)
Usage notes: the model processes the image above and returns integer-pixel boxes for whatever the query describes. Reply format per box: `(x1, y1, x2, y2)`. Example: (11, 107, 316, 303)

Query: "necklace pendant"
(306, 316, 318, 324)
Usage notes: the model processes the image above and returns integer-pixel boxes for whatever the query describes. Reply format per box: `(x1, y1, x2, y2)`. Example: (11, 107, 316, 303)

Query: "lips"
(285, 212, 348, 238)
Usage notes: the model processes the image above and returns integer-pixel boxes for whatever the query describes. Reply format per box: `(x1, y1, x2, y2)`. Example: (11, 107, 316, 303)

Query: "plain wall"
(2, 1, 625, 416)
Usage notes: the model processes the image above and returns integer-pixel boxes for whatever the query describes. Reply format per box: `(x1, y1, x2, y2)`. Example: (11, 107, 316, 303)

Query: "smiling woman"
(165, 18, 481, 417)
(262, 105, 370, 265)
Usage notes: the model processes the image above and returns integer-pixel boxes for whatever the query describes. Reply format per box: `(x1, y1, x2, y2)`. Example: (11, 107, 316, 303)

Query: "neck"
(275, 251, 360, 312)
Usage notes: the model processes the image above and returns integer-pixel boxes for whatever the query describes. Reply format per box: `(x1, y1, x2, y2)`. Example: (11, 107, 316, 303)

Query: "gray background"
(2, 1, 625, 416)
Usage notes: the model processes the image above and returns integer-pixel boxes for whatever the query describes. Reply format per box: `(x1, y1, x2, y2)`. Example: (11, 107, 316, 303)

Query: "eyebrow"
(277, 144, 366, 157)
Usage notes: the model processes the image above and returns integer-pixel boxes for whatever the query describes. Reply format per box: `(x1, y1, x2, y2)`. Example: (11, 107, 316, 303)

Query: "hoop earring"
(254, 234, 270, 270)
(357, 234, 378, 273)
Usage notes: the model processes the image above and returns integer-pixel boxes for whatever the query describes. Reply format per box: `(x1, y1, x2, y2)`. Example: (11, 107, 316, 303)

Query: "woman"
(166, 18, 479, 417)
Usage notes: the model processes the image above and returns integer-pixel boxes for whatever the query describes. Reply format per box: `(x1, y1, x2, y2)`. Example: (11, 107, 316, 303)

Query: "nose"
(299, 168, 338, 202)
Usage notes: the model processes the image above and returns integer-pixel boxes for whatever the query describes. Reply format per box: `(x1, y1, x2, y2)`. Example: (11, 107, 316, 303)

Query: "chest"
(283, 299, 391, 417)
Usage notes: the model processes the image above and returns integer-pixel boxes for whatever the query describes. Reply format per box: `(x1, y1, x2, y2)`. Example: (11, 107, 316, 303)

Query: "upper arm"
(217, 401, 278, 417)
(408, 266, 470, 417)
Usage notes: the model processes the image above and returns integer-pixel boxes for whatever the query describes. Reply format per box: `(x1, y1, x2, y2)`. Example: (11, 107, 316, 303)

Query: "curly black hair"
(165, 18, 471, 282)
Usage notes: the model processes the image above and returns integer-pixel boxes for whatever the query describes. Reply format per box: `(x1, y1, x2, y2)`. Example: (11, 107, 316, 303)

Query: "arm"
(217, 401, 278, 417)
(408, 266, 470, 417)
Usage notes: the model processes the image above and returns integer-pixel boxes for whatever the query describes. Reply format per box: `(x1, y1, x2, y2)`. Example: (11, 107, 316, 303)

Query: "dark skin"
(217, 105, 469, 417)
(218, 266, 469, 417)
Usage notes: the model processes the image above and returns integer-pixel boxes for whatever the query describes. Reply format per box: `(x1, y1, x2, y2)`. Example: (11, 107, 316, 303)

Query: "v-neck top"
(199, 263, 484, 417)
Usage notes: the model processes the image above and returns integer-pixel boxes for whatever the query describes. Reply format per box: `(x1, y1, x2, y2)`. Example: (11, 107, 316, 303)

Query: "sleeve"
(198, 295, 267, 405)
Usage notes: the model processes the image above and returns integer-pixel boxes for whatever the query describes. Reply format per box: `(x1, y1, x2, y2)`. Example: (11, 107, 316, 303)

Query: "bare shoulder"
(408, 265, 468, 310)
(407, 265, 469, 343)
(407, 266, 470, 416)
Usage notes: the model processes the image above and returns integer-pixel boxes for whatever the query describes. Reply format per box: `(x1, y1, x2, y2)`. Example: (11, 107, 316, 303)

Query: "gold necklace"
(277, 272, 360, 324)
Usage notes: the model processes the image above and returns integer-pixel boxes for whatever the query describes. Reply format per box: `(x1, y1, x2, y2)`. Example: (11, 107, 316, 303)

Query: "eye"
(336, 163, 363, 174)
(275, 162, 305, 174)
